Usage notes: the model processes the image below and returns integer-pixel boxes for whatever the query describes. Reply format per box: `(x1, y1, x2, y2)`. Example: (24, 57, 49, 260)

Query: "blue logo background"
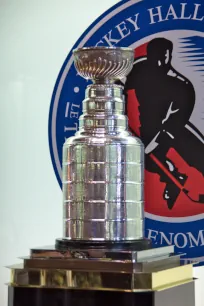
(48, 0, 204, 264)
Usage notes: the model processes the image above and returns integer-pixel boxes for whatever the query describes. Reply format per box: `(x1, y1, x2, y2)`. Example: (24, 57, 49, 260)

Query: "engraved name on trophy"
(7, 47, 195, 306)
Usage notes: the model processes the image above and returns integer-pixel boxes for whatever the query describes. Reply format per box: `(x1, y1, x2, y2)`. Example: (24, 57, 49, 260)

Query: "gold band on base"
(8, 263, 193, 292)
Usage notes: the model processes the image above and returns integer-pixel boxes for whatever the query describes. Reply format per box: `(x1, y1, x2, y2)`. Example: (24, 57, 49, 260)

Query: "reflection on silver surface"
(73, 47, 134, 83)
(62, 47, 144, 241)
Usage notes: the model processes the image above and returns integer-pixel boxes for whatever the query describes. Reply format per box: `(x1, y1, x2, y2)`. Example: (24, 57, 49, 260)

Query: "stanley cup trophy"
(7, 47, 196, 306)
(60, 46, 146, 247)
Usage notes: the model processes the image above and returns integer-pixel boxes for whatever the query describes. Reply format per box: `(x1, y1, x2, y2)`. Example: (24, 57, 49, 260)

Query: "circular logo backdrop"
(49, 0, 204, 263)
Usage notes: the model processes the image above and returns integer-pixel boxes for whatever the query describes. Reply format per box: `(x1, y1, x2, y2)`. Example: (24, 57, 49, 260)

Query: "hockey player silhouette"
(124, 38, 204, 209)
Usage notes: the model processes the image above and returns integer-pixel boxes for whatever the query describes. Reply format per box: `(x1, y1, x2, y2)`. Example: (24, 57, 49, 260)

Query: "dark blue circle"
(48, 0, 204, 263)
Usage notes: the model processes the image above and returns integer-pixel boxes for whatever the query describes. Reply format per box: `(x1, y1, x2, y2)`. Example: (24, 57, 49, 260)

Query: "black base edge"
(55, 238, 152, 251)
(8, 281, 195, 306)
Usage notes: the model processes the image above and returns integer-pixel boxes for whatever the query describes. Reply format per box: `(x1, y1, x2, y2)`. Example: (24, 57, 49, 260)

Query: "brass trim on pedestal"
(8, 264, 193, 292)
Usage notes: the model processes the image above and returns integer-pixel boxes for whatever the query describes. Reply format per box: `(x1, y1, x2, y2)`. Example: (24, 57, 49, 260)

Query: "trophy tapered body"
(62, 48, 144, 241)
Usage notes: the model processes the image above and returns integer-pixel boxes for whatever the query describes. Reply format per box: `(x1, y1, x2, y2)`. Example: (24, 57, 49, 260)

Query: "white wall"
(0, 0, 203, 305)
(0, 0, 117, 304)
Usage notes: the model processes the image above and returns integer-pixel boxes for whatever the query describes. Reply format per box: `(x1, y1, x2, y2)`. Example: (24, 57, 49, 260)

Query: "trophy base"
(7, 243, 196, 305)
(8, 281, 195, 306)
(7, 244, 193, 290)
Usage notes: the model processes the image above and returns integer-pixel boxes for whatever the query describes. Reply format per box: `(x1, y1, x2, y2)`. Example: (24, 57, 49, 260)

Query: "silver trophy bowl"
(62, 47, 144, 241)
(73, 47, 134, 83)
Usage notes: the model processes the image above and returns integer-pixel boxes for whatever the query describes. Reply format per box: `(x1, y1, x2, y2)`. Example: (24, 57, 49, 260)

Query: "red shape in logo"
(127, 43, 204, 217)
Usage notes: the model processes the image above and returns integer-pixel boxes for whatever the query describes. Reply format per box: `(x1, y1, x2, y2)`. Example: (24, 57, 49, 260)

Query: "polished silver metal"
(62, 47, 144, 241)
(73, 46, 134, 83)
